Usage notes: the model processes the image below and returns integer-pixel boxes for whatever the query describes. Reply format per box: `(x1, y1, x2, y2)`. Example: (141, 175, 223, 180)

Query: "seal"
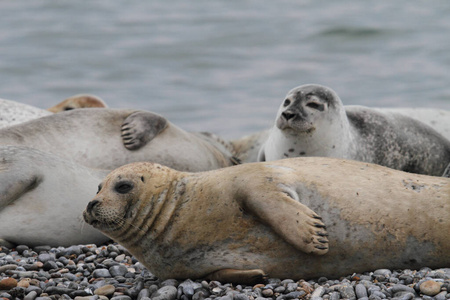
(258, 84, 450, 176)
(0, 145, 110, 247)
(0, 94, 107, 128)
(47, 94, 107, 112)
(231, 107, 450, 163)
(0, 98, 51, 128)
(0, 108, 236, 171)
(83, 157, 450, 283)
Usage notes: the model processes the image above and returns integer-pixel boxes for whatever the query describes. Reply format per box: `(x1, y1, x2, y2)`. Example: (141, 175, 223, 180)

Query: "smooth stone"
(24, 291, 38, 300)
(37, 254, 54, 263)
(0, 277, 18, 290)
(161, 279, 179, 287)
(137, 288, 150, 300)
(338, 283, 356, 300)
(420, 280, 443, 296)
(92, 269, 112, 278)
(0, 264, 18, 273)
(355, 283, 368, 298)
(35, 297, 52, 300)
(390, 284, 416, 295)
(311, 286, 325, 298)
(373, 269, 392, 277)
(94, 285, 115, 296)
(44, 286, 75, 295)
(151, 286, 177, 300)
(434, 291, 447, 300)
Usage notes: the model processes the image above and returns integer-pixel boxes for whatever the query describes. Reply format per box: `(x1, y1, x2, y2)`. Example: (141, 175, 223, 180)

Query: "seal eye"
(115, 182, 134, 194)
(283, 99, 291, 107)
(97, 184, 102, 194)
(306, 102, 325, 111)
(64, 107, 74, 111)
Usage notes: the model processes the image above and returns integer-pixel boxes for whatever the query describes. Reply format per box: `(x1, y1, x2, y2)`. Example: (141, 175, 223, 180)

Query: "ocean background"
(1, 1, 449, 139)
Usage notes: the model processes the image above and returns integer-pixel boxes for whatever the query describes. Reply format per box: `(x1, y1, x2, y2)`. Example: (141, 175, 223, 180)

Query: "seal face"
(258, 84, 450, 176)
(83, 158, 450, 283)
(46, 94, 107, 112)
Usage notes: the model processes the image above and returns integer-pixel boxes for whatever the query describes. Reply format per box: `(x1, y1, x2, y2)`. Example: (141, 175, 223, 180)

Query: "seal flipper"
(121, 111, 168, 150)
(241, 192, 329, 255)
(206, 268, 267, 285)
(0, 167, 41, 210)
(257, 146, 266, 162)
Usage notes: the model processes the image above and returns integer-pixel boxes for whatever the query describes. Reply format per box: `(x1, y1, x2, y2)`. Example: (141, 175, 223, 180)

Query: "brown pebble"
(94, 284, 116, 296)
(420, 280, 443, 296)
(35, 262, 44, 268)
(299, 280, 314, 294)
(0, 277, 17, 290)
(17, 278, 31, 288)
(262, 289, 274, 297)
(253, 283, 265, 289)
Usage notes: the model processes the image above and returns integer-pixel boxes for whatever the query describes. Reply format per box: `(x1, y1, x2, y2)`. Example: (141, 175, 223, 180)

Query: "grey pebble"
(24, 291, 38, 300)
(92, 269, 111, 278)
(338, 283, 356, 300)
(151, 286, 178, 300)
(355, 283, 368, 298)
(37, 253, 54, 263)
(111, 296, 132, 300)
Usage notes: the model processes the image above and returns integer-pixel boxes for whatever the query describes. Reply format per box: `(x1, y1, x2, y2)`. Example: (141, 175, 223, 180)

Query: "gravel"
(1, 242, 449, 300)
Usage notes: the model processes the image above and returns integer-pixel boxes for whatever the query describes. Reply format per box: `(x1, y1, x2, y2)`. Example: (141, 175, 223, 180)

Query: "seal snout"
(282, 111, 297, 121)
(86, 199, 100, 213)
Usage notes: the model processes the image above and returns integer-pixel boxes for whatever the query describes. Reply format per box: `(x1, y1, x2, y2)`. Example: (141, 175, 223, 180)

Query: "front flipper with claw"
(206, 268, 267, 285)
(241, 191, 329, 255)
(121, 111, 168, 150)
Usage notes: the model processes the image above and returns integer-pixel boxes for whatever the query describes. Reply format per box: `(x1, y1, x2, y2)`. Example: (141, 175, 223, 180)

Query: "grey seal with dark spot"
(83, 157, 449, 283)
(258, 84, 450, 176)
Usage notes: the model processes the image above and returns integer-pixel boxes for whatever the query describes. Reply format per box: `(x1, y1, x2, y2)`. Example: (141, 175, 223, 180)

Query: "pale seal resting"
(258, 84, 450, 176)
(83, 158, 450, 283)
(0, 94, 107, 128)
(0, 108, 236, 171)
(0, 146, 110, 247)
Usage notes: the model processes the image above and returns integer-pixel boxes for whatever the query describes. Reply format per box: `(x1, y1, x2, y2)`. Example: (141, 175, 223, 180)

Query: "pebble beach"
(0, 242, 448, 300)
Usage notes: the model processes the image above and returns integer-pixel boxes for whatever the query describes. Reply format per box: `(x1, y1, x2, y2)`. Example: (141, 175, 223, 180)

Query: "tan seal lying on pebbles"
(0, 108, 236, 171)
(258, 84, 450, 176)
(0, 94, 106, 128)
(83, 157, 450, 283)
(0, 146, 110, 247)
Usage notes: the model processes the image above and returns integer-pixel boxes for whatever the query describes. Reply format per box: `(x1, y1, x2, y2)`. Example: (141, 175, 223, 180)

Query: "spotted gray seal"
(0, 146, 110, 247)
(0, 108, 236, 171)
(258, 84, 450, 176)
(83, 157, 450, 283)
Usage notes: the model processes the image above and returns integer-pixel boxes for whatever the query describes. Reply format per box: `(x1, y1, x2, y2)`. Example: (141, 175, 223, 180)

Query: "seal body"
(258, 84, 450, 176)
(232, 107, 450, 163)
(0, 94, 107, 128)
(0, 108, 236, 171)
(0, 98, 51, 128)
(0, 146, 109, 246)
(84, 158, 450, 282)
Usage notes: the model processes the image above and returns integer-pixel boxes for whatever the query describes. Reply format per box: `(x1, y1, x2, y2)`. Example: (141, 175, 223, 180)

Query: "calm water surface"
(1, 1, 449, 138)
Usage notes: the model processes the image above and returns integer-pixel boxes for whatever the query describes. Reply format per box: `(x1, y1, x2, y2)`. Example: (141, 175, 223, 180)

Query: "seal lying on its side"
(258, 84, 450, 176)
(0, 94, 107, 128)
(0, 108, 236, 171)
(84, 158, 450, 283)
(0, 146, 110, 247)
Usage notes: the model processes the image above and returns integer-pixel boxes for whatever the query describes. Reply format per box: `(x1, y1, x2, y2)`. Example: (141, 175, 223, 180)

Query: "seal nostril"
(87, 200, 100, 212)
(282, 111, 296, 121)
